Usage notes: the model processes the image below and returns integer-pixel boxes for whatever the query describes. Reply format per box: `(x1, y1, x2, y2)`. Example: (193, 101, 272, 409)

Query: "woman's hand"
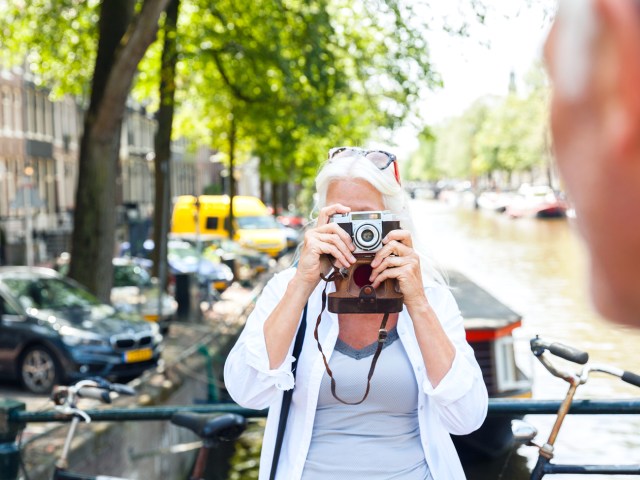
(294, 203, 357, 289)
(368, 229, 427, 309)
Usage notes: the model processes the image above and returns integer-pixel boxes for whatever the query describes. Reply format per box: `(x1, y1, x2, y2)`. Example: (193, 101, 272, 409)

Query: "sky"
(389, 0, 555, 157)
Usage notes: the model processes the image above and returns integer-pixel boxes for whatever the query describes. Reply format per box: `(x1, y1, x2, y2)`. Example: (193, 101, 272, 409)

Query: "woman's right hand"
(294, 203, 357, 288)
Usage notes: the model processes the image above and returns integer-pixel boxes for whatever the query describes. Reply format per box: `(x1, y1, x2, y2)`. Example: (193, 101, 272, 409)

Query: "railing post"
(197, 344, 219, 403)
(0, 399, 26, 480)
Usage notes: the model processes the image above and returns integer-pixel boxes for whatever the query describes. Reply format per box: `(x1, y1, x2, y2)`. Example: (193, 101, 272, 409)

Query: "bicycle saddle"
(171, 412, 247, 444)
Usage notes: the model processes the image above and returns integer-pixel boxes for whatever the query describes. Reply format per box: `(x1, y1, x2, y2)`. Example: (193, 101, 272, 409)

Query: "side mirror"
(511, 419, 538, 444)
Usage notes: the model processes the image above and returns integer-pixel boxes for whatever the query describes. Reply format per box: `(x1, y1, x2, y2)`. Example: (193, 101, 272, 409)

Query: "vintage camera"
(328, 211, 403, 314)
(330, 210, 400, 254)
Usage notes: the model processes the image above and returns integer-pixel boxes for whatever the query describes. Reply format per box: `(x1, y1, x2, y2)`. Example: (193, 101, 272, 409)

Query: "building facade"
(0, 67, 217, 266)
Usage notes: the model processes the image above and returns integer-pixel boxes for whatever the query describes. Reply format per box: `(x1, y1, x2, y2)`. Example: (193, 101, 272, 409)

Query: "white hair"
(296, 151, 446, 286)
(553, 0, 599, 100)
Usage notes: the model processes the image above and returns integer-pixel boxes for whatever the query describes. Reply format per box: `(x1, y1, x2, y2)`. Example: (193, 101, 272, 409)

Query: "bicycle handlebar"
(87, 377, 136, 396)
(532, 336, 640, 389)
(77, 387, 112, 404)
(52, 378, 137, 408)
(531, 336, 589, 364)
(621, 370, 640, 388)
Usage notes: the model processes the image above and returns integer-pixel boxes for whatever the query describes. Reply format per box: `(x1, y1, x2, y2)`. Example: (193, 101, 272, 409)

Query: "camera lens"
(361, 230, 374, 242)
(354, 224, 380, 251)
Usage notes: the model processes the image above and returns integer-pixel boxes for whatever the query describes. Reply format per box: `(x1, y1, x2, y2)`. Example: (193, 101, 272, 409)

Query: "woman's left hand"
(368, 229, 427, 309)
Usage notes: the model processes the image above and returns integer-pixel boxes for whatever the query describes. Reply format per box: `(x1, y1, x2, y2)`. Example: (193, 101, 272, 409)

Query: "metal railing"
(1, 398, 639, 480)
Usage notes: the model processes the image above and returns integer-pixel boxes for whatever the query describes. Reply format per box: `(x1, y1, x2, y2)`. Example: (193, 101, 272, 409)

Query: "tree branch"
(93, 0, 171, 139)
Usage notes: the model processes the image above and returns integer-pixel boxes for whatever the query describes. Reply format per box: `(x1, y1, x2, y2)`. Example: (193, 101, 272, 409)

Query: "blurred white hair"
(294, 150, 446, 286)
(553, 0, 598, 100)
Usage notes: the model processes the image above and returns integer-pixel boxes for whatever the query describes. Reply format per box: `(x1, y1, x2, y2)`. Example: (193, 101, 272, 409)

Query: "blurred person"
(544, 0, 640, 327)
(224, 147, 487, 479)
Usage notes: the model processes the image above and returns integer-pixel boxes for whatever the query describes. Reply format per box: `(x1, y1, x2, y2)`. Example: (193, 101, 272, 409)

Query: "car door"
(0, 292, 28, 377)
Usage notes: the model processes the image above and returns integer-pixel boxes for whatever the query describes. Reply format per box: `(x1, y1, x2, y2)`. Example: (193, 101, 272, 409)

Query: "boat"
(447, 270, 532, 462)
(476, 190, 515, 213)
(505, 184, 567, 219)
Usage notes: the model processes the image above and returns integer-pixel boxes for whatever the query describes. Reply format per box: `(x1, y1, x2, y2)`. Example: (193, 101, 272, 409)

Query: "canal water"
(414, 198, 640, 479)
(222, 198, 640, 480)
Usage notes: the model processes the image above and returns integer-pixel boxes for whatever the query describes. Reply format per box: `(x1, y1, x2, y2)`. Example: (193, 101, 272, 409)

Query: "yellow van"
(171, 195, 287, 258)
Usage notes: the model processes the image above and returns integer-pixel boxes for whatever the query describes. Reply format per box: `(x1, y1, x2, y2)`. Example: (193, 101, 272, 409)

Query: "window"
(206, 217, 219, 230)
(44, 95, 53, 139)
(493, 336, 529, 393)
(1, 89, 11, 132)
(36, 92, 45, 136)
(0, 295, 20, 316)
(26, 89, 35, 135)
(13, 90, 22, 135)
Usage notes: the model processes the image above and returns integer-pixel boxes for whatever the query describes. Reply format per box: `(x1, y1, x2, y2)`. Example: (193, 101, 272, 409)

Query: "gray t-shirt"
(302, 328, 433, 479)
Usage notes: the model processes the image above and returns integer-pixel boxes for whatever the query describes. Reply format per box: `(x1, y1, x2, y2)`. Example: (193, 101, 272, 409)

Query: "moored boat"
(476, 190, 515, 213)
(505, 184, 567, 219)
(447, 270, 532, 462)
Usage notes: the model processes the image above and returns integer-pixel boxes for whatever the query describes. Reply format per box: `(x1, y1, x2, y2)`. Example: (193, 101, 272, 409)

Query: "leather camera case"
(328, 257, 404, 314)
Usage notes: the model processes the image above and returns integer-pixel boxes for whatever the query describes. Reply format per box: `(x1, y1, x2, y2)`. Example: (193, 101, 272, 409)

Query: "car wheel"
(19, 345, 61, 394)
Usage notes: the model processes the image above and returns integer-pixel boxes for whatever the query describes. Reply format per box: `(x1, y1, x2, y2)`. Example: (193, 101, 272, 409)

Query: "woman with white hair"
(224, 147, 487, 480)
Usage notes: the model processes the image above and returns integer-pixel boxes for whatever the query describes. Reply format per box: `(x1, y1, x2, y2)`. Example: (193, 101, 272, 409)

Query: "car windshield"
(168, 242, 198, 260)
(2, 277, 101, 310)
(113, 264, 152, 288)
(236, 215, 278, 229)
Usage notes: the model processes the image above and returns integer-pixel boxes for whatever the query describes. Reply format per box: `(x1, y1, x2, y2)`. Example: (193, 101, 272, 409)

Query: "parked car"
(280, 224, 301, 252)
(0, 267, 163, 394)
(167, 240, 234, 293)
(276, 210, 306, 229)
(202, 238, 272, 286)
(111, 257, 178, 334)
(56, 254, 177, 333)
(171, 195, 287, 258)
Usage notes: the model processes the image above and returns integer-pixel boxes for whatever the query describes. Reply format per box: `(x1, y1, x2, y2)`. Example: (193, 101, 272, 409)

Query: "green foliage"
(0, 0, 101, 98)
(1, 0, 466, 203)
(409, 64, 550, 184)
(164, 0, 440, 190)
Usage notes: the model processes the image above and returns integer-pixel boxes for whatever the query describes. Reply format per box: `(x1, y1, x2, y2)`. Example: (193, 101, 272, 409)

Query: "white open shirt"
(224, 268, 488, 480)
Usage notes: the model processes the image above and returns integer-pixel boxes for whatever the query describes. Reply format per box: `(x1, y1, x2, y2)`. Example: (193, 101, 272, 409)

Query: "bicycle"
(48, 377, 136, 480)
(170, 412, 246, 480)
(512, 336, 640, 479)
(38, 378, 246, 480)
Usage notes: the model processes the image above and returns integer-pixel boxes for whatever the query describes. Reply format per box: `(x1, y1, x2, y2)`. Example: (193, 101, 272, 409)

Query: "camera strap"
(269, 302, 308, 480)
(315, 270, 390, 406)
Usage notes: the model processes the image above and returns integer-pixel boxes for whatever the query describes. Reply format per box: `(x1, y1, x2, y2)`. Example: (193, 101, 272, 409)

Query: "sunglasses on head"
(328, 146, 401, 185)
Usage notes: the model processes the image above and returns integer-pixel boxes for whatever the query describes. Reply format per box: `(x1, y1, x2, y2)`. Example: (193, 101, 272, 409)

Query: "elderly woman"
(224, 147, 487, 480)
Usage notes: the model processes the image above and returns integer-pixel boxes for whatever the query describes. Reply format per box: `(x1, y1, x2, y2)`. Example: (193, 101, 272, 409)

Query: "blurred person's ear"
(595, 0, 640, 159)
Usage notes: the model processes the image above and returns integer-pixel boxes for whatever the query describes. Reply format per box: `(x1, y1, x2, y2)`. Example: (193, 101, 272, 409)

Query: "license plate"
(143, 314, 159, 322)
(124, 348, 153, 363)
(213, 281, 227, 290)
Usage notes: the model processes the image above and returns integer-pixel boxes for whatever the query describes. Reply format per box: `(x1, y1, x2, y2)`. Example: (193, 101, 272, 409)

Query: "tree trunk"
(152, 0, 180, 280)
(228, 115, 236, 240)
(68, 0, 170, 301)
(271, 181, 280, 215)
(281, 182, 289, 213)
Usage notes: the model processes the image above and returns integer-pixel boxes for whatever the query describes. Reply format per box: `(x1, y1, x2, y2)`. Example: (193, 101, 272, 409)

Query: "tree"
(69, 0, 170, 301)
(1, 0, 171, 300)
(151, 0, 180, 279)
(0, 0, 476, 296)
(167, 0, 442, 212)
(410, 63, 551, 188)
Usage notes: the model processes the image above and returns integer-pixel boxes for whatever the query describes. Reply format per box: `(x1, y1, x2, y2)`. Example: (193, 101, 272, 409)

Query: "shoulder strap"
(269, 302, 308, 480)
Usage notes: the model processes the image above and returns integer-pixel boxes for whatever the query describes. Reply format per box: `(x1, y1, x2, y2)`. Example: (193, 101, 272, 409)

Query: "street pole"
(23, 166, 34, 267)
